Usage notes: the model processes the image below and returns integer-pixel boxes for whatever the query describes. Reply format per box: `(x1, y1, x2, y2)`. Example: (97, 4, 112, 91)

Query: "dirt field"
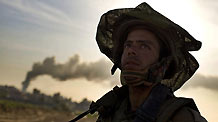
(0, 109, 97, 122)
(0, 100, 97, 122)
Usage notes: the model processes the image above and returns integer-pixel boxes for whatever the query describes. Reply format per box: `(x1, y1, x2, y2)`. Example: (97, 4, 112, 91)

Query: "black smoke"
(22, 55, 218, 93)
(22, 54, 119, 92)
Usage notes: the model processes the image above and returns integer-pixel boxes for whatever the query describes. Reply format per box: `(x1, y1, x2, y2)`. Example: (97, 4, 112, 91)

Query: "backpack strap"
(93, 85, 128, 117)
(156, 97, 199, 122)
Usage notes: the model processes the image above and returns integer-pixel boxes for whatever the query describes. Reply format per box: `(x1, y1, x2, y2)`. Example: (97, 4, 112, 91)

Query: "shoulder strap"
(94, 85, 128, 116)
(156, 97, 199, 122)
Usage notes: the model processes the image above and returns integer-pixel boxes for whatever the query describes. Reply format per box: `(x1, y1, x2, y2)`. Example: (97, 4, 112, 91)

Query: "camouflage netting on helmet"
(96, 2, 201, 91)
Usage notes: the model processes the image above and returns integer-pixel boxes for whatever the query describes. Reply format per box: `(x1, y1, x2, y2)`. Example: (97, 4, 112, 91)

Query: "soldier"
(93, 2, 207, 122)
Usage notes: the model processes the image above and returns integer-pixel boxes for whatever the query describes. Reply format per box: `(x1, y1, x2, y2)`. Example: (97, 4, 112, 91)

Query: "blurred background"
(0, 0, 217, 122)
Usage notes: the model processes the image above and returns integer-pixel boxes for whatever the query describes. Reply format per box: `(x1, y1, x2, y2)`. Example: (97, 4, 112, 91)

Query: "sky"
(0, 0, 218, 121)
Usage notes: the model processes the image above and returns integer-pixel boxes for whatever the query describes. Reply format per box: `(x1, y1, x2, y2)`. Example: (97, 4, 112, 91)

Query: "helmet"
(96, 2, 201, 91)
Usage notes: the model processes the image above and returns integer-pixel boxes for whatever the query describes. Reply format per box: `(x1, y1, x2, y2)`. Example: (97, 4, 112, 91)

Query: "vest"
(96, 89, 207, 122)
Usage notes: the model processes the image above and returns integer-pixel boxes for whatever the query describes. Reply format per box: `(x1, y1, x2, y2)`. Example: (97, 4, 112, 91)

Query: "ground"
(0, 100, 97, 122)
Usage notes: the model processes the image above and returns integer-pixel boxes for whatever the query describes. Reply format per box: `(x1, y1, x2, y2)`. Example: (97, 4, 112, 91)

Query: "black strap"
(95, 85, 128, 117)
(111, 64, 118, 75)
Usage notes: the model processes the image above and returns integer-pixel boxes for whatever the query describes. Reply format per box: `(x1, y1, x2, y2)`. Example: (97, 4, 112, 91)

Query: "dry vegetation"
(0, 98, 98, 122)
(0, 85, 98, 122)
(0, 99, 98, 122)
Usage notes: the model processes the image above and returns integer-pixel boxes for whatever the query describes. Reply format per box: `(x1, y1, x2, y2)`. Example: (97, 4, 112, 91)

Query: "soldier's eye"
(141, 44, 147, 48)
(141, 44, 151, 50)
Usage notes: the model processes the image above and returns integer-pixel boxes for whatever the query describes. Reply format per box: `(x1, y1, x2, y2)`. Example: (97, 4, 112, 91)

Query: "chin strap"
(120, 70, 149, 86)
(120, 56, 172, 86)
(111, 64, 118, 75)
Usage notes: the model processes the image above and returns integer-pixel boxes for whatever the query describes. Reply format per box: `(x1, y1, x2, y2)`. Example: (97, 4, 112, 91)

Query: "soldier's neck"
(128, 84, 153, 111)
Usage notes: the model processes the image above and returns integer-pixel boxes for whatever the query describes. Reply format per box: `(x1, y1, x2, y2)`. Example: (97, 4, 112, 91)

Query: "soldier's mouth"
(125, 61, 139, 66)
(123, 61, 140, 70)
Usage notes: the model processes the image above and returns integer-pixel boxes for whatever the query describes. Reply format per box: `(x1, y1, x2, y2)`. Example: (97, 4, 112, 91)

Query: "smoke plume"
(22, 55, 218, 92)
(182, 74, 218, 91)
(22, 54, 119, 92)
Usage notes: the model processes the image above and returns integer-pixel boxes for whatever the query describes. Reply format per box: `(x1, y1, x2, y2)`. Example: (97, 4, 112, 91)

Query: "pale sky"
(0, 0, 218, 121)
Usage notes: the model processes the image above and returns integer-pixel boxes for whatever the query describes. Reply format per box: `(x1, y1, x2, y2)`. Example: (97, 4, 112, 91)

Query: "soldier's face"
(121, 28, 160, 71)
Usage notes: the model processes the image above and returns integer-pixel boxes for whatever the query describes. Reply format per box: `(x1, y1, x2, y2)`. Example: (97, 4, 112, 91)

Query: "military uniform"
(96, 94, 207, 122)
(68, 2, 208, 122)
(93, 2, 207, 122)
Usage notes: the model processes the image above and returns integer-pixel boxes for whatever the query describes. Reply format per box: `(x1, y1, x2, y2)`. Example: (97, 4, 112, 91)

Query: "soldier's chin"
(124, 76, 153, 87)
(124, 76, 143, 86)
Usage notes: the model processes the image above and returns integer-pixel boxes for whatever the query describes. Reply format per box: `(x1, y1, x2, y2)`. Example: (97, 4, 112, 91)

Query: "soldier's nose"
(127, 48, 136, 56)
